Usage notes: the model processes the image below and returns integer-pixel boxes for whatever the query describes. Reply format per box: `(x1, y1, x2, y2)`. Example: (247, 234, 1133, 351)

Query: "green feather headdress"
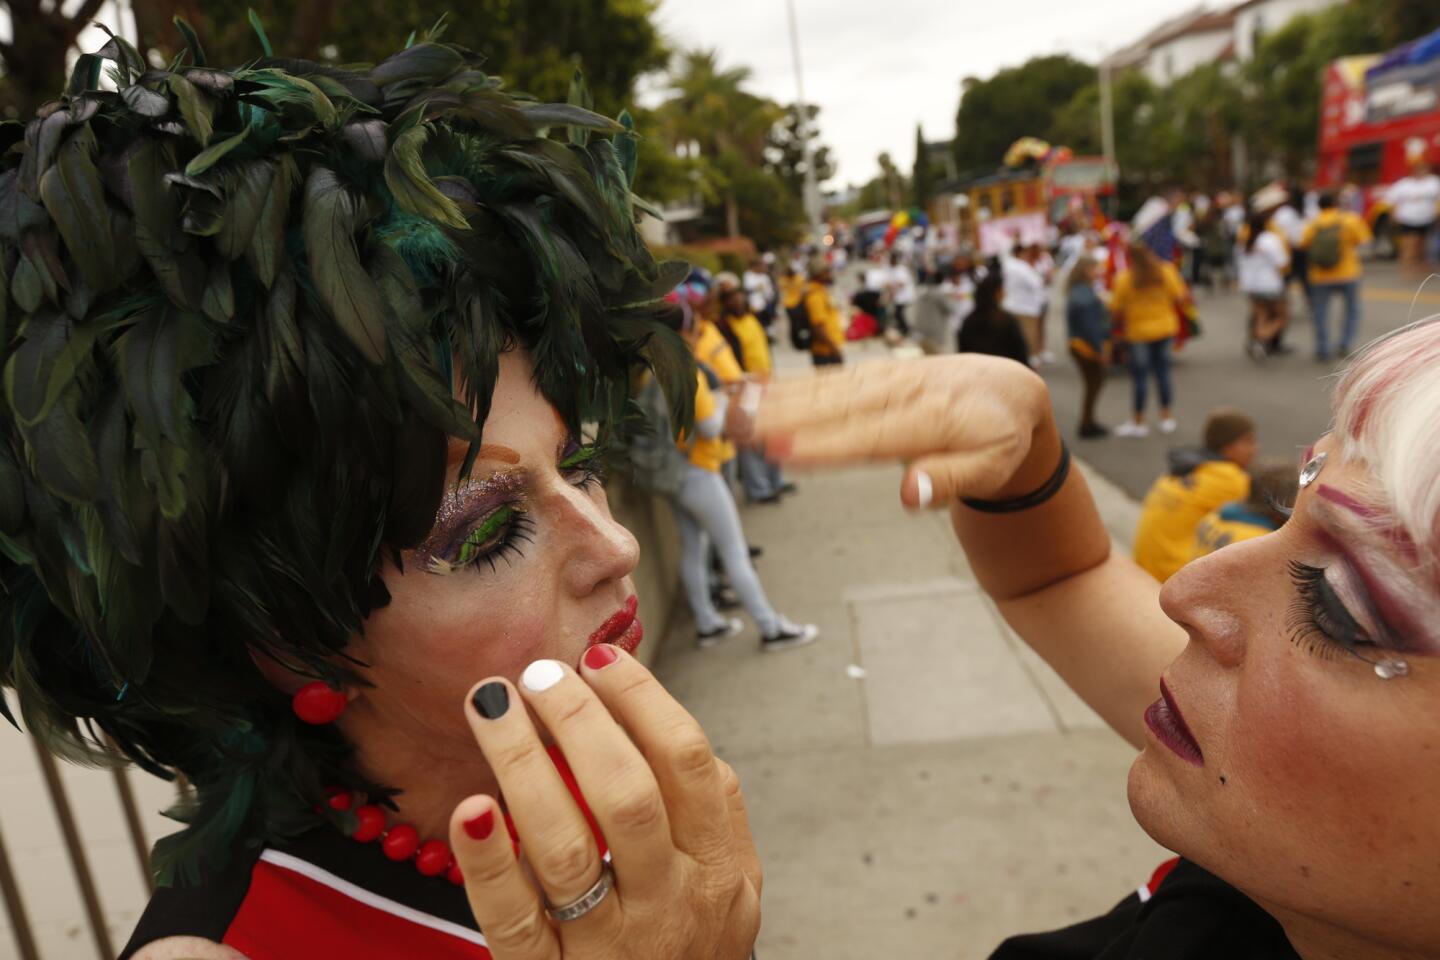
(0, 19, 694, 884)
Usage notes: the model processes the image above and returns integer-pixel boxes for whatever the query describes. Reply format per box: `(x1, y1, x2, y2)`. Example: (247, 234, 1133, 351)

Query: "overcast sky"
(643, 0, 1206, 187)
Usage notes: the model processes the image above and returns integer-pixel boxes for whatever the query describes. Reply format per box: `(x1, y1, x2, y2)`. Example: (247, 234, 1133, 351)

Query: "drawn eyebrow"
(447, 442, 521, 466)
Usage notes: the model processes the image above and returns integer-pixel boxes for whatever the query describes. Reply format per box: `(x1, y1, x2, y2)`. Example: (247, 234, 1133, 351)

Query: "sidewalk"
(650, 339, 1164, 960)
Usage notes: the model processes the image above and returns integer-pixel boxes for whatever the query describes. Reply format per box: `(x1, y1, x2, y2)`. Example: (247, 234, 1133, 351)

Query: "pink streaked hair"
(1331, 315, 1440, 572)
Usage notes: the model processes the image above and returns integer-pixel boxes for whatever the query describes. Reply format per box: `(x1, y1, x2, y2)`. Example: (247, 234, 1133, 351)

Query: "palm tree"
(658, 49, 781, 237)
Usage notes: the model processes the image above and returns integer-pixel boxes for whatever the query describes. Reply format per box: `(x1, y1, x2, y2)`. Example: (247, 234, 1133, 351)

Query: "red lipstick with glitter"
(587, 595, 643, 655)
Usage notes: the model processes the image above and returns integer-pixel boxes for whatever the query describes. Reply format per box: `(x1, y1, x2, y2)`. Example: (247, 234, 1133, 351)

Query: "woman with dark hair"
(1236, 208, 1290, 361)
(958, 261, 1030, 366)
(1, 26, 758, 959)
(1064, 254, 1111, 438)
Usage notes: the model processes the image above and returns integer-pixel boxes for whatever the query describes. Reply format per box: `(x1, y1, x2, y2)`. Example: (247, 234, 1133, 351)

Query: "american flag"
(1138, 209, 1179, 263)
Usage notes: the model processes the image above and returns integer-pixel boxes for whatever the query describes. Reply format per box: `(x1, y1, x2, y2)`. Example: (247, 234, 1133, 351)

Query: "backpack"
(1309, 222, 1344, 270)
(787, 291, 813, 351)
(626, 376, 689, 496)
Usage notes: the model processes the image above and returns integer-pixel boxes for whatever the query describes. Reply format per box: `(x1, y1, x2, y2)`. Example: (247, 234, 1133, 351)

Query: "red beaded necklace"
(324, 747, 597, 887)
(325, 787, 470, 886)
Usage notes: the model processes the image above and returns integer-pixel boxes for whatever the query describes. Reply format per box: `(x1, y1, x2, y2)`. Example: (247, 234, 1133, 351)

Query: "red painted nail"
(583, 644, 620, 671)
(463, 810, 495, 841)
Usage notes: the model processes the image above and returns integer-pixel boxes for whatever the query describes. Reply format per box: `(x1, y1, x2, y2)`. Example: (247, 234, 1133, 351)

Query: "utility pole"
(1098, 54, 1118, 218)
(786, 0, 826, 248)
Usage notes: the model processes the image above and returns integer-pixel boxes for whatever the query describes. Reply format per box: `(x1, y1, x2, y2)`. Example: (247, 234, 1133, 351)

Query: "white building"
(1108, 0, 1346, 82)
(1232, 0, 1345, 62)
(1140, 8, 1238, 85)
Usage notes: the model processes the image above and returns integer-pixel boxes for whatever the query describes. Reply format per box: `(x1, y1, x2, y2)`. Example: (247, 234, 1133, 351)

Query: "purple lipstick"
(1144, 679, 1204, 766)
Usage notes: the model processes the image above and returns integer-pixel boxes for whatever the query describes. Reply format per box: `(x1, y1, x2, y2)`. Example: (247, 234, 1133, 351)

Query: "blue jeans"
(1128, 338, 1173, 415)
(1309, 280, 1360, 357)
(738, 447, 783, 501)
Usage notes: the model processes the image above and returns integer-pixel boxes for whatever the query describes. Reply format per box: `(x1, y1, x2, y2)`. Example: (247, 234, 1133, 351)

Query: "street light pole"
(1098, 54, 1118, 218)
(786, 0, 826, 248)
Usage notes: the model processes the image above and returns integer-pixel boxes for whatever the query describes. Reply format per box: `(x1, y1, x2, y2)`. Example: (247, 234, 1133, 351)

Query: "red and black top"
(119, 825, 493, 959)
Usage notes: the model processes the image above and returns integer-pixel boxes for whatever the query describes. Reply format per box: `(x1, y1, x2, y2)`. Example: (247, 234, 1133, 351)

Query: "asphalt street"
(1039, 262, 1440, 497)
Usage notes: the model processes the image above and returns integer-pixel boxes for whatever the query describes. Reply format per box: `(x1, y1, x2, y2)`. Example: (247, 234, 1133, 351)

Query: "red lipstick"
(586, 595, 643, 655)
(1144, 678, 1204, 767)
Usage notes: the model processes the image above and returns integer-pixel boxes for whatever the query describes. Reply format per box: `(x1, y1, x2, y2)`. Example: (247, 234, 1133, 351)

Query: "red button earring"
(292, 681, 348, 724)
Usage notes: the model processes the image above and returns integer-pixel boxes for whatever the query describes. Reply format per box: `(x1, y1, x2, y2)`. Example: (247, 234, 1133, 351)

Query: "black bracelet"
(961, 442, 1071, 514)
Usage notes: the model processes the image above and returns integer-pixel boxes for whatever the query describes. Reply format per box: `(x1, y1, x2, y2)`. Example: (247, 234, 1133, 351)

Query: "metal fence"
(0, 726, 184, 960)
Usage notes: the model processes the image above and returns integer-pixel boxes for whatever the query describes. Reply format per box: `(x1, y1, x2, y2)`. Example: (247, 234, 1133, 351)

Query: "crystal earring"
(1298, 452, 1327, 489)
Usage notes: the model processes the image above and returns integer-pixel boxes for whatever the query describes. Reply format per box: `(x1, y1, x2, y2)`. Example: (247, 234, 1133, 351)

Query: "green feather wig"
(0, 20, 694, 885)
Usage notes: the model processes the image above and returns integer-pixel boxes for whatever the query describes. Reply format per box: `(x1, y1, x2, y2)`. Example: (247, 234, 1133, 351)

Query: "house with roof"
(1232, 0, 1346, 62)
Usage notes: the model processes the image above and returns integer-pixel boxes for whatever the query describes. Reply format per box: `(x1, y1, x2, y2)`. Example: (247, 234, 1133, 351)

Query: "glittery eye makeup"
(416, 472, 531, 576)
(414, 436, 607, 576)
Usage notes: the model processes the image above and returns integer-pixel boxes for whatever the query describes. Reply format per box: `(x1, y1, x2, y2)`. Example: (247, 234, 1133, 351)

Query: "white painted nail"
(914, 470, 933, 509)
(521, 659, 566, 693)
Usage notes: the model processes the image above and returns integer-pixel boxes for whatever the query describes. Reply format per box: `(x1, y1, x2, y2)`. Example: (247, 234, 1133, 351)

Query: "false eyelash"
(468, 513, 536, 574)
(426, 513, 536, 576)
(1266, 492, 1295, 521)
(1285, 561, 1373, 661)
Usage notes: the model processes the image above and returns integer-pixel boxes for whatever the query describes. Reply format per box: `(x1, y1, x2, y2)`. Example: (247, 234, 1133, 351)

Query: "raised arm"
(750, 356, 1185, 748)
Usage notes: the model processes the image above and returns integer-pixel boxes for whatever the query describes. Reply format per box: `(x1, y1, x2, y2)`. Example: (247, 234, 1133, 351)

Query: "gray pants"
(670, 464, 780, 636)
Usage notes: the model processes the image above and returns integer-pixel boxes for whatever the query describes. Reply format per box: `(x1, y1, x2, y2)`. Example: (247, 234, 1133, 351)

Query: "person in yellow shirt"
(717, 287, 793, 503)
(718, 288, 773, 378)
(1108, 241, 1188, 438)
(691, 302, 745, 386)
(1300, 191, 1373, 361)
(671, 366, 819, 652)
(804, 257, 846, 367)
(1132, 408, 1258, 582)
(1189, 458, 1298, 564)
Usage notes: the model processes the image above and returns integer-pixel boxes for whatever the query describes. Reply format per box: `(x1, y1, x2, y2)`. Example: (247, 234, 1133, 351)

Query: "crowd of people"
(645, 267, 819, 653)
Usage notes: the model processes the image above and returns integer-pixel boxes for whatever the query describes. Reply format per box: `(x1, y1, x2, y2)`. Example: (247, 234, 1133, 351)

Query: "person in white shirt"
(1001, 245, 1048, 365)
(885, 252, 916, 336)
(1236, 208, 1291, 361)
(1386, 162, 1440, 270)
(742, 258, 776, 331)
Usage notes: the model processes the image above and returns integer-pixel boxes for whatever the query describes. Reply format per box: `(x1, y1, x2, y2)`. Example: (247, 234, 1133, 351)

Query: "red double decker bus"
(1315, 27, 1440, 249)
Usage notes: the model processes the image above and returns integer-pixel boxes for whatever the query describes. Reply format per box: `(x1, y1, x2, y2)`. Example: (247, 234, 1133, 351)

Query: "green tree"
(4, 0, 667, 120)
(952, 54, 1097, 172)
(764, 103, 836, 201)
(657, 49, 782, 237)
(1050, 73, 1160, 162)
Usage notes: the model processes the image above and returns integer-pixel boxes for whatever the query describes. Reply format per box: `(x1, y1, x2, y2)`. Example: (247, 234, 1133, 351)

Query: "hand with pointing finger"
(748, 355, 1055, 509)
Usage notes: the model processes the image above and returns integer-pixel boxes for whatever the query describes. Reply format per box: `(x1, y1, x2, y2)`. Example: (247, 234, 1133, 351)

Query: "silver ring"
(545, 862, 615, 922)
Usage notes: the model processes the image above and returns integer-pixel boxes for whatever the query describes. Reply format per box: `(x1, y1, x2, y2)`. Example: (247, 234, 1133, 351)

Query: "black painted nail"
(473, 682, 509, 719)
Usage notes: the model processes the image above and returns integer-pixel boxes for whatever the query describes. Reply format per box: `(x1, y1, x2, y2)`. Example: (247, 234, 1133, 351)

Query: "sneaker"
(1038, 350, 1056, 365)
(778, 482, 798, 496)
(1159, 418, 1178, 434)
(697, 617, 744, 648)
(760, 620, 819, 653)
(1077, 423, 1109, 440)
(1246, 339, 1268, 363)
(1113, 422, 1149, 439)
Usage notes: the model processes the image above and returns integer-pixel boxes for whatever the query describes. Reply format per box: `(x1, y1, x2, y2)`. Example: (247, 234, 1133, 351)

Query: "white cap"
(1250, 183, 1288, 213)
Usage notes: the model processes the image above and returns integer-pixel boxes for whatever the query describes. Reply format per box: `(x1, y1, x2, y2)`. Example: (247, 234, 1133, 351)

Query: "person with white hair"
(746, 315, 1440, 957)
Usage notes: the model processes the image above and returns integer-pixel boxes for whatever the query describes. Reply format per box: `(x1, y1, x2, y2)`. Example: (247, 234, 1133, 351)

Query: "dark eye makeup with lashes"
(1287, 561, 1391, 662)
(419, 438, 607, 576)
